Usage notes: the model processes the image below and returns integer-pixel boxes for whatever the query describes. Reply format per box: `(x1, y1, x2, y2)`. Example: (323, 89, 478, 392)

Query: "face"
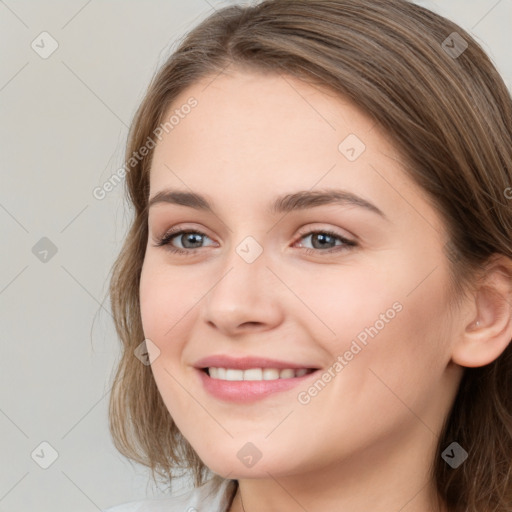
(139, 68, 463, 480)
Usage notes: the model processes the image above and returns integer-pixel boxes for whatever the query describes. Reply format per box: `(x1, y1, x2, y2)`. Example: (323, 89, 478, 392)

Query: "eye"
(294, 229, 357, 255)
(152, 227, 357, 256)
(153, 228, 216, 255)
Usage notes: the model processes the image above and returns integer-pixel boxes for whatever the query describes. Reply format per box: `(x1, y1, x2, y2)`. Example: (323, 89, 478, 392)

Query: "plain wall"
(1, 1, 511, 511)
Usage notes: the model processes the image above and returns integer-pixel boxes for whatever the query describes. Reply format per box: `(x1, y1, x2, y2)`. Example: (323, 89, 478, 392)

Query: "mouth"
(193, 355, 321, 402)
(200, 367, 317, 381)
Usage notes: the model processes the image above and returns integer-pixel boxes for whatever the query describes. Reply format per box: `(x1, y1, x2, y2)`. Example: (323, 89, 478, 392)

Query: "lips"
(206, 367, 314, 380)
(194, 355, 318, 371)
(193, 354, 320, 402)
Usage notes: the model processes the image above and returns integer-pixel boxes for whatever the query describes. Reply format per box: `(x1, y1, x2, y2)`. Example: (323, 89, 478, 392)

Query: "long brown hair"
(107, 1, 512, 509)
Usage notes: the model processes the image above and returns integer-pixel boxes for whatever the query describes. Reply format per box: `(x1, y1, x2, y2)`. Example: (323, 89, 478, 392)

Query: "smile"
(205, 367, 315, 381)
(196, 366, 320, 403)
(193, 355, 321, 402)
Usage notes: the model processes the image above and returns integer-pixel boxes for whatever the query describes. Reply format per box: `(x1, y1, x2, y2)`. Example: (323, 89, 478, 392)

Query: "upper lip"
(194, 355, 319, 371)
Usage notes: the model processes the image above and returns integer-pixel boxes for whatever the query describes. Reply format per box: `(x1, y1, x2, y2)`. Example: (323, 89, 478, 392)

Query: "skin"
(139, 67, 512, 512)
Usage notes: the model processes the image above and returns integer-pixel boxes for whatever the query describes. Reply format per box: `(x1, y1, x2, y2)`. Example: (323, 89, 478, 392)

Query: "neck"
(228, 425, 449, 512)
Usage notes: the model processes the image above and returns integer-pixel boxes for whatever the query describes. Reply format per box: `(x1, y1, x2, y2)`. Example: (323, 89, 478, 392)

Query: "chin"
(195, 441, 305, 479)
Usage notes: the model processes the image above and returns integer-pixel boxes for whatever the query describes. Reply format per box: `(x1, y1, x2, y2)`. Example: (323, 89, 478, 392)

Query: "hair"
(107, 0, 512, 510)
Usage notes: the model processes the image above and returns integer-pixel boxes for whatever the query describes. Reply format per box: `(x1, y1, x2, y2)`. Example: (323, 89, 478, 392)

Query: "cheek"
(139, 261, 196, 416)
(284, 266, 452, 456)
(291, 262, 403, 350)
(296, 255, 451, 386)
(139, 257, 200, 345)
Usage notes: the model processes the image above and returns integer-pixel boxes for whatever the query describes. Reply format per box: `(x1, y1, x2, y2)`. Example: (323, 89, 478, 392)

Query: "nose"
(201, 243, 285, 336)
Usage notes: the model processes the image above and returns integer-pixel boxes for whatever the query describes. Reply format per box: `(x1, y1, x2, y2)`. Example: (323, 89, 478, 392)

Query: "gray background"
(1, 1, 511, 511)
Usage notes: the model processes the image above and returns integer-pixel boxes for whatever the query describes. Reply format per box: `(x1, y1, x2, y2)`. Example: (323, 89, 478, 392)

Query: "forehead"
(157, 67, 378, 157)
(151, 68, 387, 180)
(147, 67, 444, 236)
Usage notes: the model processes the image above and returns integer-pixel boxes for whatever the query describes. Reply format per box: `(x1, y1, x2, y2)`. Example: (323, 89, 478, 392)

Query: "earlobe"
(450, 257, 512, 368)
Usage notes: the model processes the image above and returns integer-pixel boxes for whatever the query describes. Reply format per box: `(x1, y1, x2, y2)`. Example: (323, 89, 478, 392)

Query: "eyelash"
(152, 226, 357, 256)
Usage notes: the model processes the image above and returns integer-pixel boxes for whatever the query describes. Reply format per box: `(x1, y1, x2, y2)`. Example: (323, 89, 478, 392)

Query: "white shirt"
(102, 478, 237, 512)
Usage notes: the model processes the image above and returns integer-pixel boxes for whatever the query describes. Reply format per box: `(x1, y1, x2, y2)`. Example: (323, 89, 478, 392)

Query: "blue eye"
(153, 228, 357, 256)
(297, 230, 356, 253)
(154, 229, 215, 254)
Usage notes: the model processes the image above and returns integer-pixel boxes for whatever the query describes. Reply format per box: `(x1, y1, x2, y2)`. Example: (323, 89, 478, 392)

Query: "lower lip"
(196, 368, 319, 403)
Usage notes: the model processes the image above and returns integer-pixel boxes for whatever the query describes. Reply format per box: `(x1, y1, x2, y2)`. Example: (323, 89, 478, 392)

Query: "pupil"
(184, 233, 202, 248)
(313, 233, 333, 249)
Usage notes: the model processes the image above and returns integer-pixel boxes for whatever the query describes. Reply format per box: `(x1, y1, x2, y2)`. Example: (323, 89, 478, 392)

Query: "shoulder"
(102, 477, 237, 512)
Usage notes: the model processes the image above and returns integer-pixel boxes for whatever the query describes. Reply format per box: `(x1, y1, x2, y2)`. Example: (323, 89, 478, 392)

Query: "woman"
(104, 1, 512, 511)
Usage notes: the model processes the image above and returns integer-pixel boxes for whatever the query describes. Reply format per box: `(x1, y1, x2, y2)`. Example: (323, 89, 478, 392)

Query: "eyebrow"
(147, 188, 388, 220)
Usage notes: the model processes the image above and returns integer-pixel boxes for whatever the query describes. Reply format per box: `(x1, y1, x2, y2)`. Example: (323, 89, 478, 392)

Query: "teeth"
(206, 367, 313, 381)
(263, 368, 280, 380)
(226, 369, 244, 380)
(244, 368, 263, 380)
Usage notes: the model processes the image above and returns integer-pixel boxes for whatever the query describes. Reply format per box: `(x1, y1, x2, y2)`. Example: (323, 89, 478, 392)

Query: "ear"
(451, 255, 512, 368)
